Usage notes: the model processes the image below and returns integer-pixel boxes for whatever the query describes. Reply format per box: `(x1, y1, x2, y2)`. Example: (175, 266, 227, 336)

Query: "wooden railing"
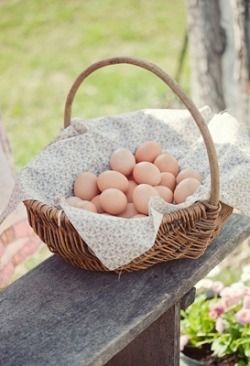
(0, 214, 250, 366)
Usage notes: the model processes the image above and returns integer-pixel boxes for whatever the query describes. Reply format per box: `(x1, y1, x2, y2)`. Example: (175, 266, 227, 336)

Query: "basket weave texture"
(24, 57, 233, 272)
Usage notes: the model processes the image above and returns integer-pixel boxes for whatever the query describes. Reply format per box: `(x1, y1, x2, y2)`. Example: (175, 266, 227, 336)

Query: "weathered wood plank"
(180, 287, 196, 310)
(106, 303, 180, 366)
(0, 214, 250, 366)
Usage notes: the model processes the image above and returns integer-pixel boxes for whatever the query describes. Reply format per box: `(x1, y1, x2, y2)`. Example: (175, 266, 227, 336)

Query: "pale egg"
(174, 178, 201, 204)
(176, 168, 202, 184)
(110, 148, 136, 176)
(135, 141, 161, 162)
(67, 197, 97, 212)
(133, 184, 159, 215)
(160, 172, 176, 191)
(65, 196, 84, 207)
(119, 203, 138, 218)
(126, 180, 137, 202)
(100, 188, 127, 215)
(155, 186, 173, 203)
(77, 201, 97, 212)
(154, 153, 179, 176)
(74, 172, 99, 200)
(133, 162, 161, 186)
(97, 170, 128, 192)
(91, 194, 104, 213)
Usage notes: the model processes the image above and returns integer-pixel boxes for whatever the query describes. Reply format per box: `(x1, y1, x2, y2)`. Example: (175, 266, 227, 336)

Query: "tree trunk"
(186, 0, 250, 134)
(231, 0, 250, 130)
(186, 0, 250, 273)
(186, 0, 226, 112)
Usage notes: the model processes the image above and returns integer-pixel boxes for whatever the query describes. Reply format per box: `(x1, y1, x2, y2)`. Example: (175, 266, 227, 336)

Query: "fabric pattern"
(1, 107, 249, 270)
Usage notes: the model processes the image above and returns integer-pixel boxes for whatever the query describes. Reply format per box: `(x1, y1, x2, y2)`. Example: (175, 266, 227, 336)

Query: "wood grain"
(106, 303, 180, 366)
(180, 287, 196, 310)
(0, 214, 249, 366)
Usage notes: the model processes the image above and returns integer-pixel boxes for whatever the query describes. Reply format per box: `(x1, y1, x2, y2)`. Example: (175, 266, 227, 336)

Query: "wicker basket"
(24, 57, 233, 272)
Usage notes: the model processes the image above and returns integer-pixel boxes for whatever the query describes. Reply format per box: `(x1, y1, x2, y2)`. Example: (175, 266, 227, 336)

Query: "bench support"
(2, 214, 249, 366)
(106, 288, 195, 366)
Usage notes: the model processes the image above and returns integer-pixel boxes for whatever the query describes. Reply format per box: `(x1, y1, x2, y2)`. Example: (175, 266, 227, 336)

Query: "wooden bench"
(1, 214, 250, 366)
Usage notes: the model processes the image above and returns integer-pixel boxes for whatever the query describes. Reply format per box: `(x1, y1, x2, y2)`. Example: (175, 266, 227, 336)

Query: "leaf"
(245, 346, 250, 357)
(211, 338, 231, 357)
(235, 362, 247, 366)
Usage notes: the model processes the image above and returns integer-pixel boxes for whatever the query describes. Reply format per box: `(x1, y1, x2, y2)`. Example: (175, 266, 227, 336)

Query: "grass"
(0, 0, 188, 168)
(10, 246, 52, 285)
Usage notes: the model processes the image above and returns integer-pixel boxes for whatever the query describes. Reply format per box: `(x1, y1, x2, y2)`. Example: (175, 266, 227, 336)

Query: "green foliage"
(181, 295, 216, 347)
(0, 0, 188, 168)
(181, 292, 250, 364)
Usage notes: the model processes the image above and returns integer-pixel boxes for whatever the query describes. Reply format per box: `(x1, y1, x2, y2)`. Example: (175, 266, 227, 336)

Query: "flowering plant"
(181, 272, 250, 365)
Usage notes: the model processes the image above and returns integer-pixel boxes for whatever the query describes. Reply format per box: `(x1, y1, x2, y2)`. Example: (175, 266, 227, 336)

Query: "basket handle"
(64, 57, 220, 206)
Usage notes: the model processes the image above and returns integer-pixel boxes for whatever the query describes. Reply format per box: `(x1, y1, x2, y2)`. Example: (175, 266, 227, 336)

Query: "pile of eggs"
(66, 141, 202, 218)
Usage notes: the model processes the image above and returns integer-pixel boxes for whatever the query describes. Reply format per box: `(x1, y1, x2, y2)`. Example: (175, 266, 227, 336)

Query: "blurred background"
(0, 0, 249, 288)
(0, 0, 188, 168)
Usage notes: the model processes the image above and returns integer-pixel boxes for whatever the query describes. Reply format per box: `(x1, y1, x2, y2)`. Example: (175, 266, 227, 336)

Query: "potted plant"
(180, 277, 250, 366)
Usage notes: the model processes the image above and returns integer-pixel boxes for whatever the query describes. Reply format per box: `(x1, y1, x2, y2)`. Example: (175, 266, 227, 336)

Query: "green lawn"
(0, 0, 188, 168)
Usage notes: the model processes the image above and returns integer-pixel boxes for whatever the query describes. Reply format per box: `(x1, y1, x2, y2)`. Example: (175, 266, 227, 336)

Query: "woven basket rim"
(23, 199, 218, 219)
(23, 198, 232, 272)
(23, 198, 220, 226)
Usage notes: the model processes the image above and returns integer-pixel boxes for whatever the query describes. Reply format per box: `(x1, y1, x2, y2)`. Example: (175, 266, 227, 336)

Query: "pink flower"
(220, 284, 248, 310)
(220, 286, 246, 299)
(209, 302, 225, 320)
(180, 335, 189, 351)
(235, 308, 250, 324)
(221, 295, 242, 309)
(211, 281, 224, 294)
(197, 279, 224, 294)
(215, 317, 225, 333)
(243, 295, 250, 309)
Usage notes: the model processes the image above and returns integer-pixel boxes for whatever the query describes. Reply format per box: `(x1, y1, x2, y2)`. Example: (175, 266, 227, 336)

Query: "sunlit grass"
(0, 0, 188, 168)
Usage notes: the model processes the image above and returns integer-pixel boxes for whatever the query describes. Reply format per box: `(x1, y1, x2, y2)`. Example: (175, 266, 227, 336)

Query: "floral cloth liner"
(1, 106, 249, 270)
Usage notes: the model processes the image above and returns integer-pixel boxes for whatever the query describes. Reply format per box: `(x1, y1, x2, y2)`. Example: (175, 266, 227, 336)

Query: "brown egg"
(133, 184, 159, 215)
(74, 172, 99, 200)
(154, 153, 179, 176)
(133, 162, 161, 186)
(160, 172, 176, 191)
(119, 203, 138, 218)
(176, 168, 202, 184)
(155, 186, 173, 203)
(110, 148, 136, 176)
(135, 141, 161, 162)
(126, 180, 137, 202)
(100, 188, 127, 215)
(97, 170, 128, 192)
(133, 214, 147, 217)
(174, 178, 201, 204)
(91, 194, 104, 213)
